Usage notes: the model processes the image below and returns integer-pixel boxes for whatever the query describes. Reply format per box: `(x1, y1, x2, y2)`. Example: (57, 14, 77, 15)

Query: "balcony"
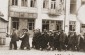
(48, 3, 64, 16)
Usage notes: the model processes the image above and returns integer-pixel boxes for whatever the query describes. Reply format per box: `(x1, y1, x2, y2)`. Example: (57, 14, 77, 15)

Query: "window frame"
(28, 19, 35, 30)
(69, 21, 76, 32)
(51, 0, 56, 9)
(56, 21, 62, 31)
(12, 18, 19, 30)
(70, 0, 76, 14)
(12, 0, 18, 6)
(30, 0, 36, 7)
(43, 0, 49, 9)
(42, 20, 49, 31)
(21, 0, 28, 7)
(81, 0, 85, 5)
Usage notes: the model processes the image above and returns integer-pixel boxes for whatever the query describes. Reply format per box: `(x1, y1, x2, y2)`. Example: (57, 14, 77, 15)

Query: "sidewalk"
(0, 38, 85, 55)
(0, 37, 33, 50)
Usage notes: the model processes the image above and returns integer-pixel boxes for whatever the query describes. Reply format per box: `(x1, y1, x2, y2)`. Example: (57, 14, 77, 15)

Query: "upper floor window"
(43, 0, 49, 8)
(51, 0, 56, 9)
(30, 0, 36, 7)
(70, 0, 76, 14)
(21, 0, 28, 7)
(12, 0, 18, 5)
(60, 0, 64, 3)
(52, 0, 56, 1)
(81, 0, 85, 5)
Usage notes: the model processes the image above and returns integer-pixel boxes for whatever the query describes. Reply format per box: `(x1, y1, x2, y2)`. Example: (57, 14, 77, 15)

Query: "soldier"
(67, 32, 74, 50)
(34, 29, 41, 49)
(32, 29, 37, 48)
(76, 34, 82, 51)
(9, 28, 19, 50)
(53, 31, 60, 50)
(72, 32, 78, 51)
(48, 30, 54, 51)
(83, 33, 85, 51)
(20, 29, 30, 50)
(39, 29, 49, 50)
(79, 34, 84, 51)
(59, 30, 67, 51)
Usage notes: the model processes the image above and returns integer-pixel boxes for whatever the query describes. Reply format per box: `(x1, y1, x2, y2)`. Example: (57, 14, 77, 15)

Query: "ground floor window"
(28, 19, 35, 30)
(42, 20, 49, 31)
(81, 24, 85, 28)
(56, 21, 62, 31)
(81, 24, 85, 33)
(42, 20, 63, 31)
(69, 21, 76, 32)
(12, 18, 19, 30)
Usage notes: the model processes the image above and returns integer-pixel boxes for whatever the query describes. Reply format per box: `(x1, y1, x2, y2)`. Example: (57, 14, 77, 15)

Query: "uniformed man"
(59, 30, 67, 51)
(9, 28, 19, 50)
(20, 29, 30, 50)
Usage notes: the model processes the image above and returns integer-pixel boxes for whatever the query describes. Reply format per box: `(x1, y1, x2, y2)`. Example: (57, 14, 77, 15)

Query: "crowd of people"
(9, 28, 85, 51)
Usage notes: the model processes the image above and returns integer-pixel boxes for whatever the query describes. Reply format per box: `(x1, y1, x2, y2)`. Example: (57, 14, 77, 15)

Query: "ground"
(0, 37, 85, 55)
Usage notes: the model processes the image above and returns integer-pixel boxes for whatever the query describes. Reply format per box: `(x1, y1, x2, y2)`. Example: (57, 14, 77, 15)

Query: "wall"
(0, 20, 7, 37)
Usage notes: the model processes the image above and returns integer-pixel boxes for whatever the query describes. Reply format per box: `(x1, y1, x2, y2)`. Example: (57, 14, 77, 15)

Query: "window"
(21, 0, 27, 7)
(70, 0, 76, 14)
(30, 0, 36, 7)
(81, 24, 85, 28)
(56, 21, 62, 31)
(69, 21, 76, 31)
(52, 0, 56, 1)
(81, 0, 85, 5)
(42, 20, 49, 31)
(51, 0, 56, 9)
(28, 19, 35, 30)
(12, 18, 19, 30)
(60, 0, 64, 3)
(12, 0, 18, 5)
(43, 0, 48, 8)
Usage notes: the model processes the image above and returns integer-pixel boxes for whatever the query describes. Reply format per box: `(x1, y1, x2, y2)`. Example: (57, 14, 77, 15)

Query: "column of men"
(9, 28, 85, 51)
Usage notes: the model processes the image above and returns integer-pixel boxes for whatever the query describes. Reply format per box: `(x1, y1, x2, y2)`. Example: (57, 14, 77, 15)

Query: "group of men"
(9, 28, 85, 51)
(9, 28, 30, 50)
(32, 29, 85, 51)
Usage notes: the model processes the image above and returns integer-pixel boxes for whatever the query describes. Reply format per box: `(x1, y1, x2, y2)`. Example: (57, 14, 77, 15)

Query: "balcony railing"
(48, 3, 64, 16)
(48, 9, 60, 16)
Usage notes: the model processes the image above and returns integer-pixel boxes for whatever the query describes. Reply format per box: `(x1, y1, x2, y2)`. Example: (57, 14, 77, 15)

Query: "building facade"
(0, 0, 83, 36)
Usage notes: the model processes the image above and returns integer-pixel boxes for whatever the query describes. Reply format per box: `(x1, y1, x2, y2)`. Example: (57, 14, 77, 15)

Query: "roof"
(0, 17, 8, 22)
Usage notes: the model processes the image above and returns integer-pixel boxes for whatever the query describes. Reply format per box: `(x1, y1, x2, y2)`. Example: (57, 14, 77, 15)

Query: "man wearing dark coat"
(67, 32, 74, 50)
(32, 29, 37, 48)
(20, 29, 30, 50)
(72, 32, 78, 51)
(59, 30, 67, 50)
(9, 28, 18, 50)
(39, 29, 49, 50)
(83, 33, 85, 51)
(48, 31, 54, 50)
(35, 29, 42, 49)
(54, 31, 60, 50)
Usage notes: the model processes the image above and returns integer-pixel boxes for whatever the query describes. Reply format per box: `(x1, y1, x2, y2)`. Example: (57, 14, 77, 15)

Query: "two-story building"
(7, 0, 83, 36)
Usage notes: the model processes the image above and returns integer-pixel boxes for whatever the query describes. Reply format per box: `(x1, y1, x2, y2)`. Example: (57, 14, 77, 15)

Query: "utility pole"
(64, 0, 66, 32)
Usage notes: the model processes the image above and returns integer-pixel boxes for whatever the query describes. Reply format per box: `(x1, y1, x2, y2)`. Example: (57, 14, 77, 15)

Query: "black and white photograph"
(0, 0, 85, 55)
